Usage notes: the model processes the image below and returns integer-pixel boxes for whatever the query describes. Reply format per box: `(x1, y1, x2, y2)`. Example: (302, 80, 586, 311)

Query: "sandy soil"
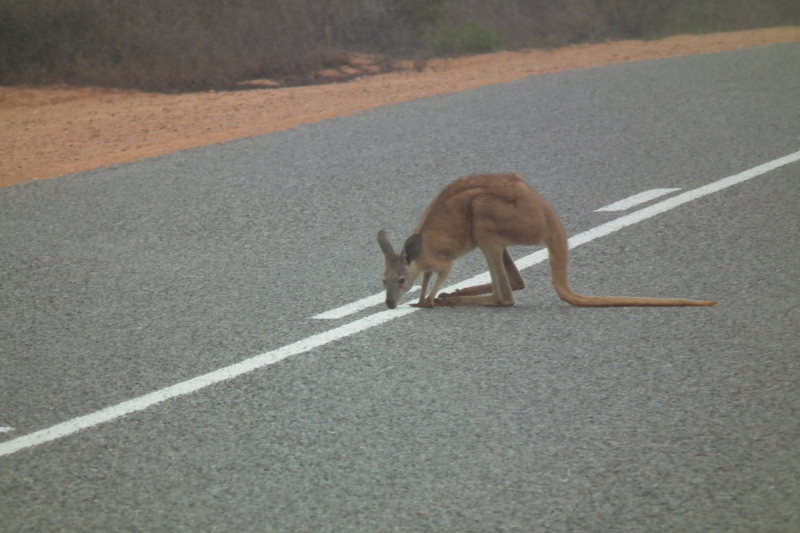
(2, 26, 799, 189)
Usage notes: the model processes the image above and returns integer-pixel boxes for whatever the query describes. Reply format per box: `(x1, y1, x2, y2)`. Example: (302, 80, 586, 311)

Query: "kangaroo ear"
(402, 234, 423, 264)
(377, 230, 395, 257)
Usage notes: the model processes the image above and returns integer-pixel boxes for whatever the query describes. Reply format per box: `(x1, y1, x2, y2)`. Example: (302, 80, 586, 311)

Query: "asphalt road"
(1, 42, 799, 532)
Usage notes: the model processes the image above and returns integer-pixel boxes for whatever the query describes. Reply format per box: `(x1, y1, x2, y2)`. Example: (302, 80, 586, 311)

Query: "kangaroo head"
(377, 230, 423, 309)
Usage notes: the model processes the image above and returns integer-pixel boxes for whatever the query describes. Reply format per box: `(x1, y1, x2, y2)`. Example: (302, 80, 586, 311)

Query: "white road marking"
(0, 427, 14, 434)
(595, 188, 681, 211)
(2, 149, 798, 459)
(312, 287, 420, 320)
(0, 307, 417, 458)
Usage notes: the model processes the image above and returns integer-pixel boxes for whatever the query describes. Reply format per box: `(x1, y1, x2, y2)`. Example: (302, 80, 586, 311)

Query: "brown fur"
(378, 173, 717, 309)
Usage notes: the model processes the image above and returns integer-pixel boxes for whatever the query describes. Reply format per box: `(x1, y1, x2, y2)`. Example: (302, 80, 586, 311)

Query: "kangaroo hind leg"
(435, 246, 515, 307)
(502, 248, 525, 291)
(437, 249, 525, 300)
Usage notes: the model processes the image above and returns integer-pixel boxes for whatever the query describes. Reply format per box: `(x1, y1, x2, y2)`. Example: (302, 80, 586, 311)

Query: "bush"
(1, 0, 798, 91)
(428, 21, 507, 55)
(0, 0, 444, 91)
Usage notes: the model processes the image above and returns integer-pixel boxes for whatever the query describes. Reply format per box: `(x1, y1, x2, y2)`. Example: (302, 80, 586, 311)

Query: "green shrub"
(428, 20, 507, 55)
(529, 35, 560, 50)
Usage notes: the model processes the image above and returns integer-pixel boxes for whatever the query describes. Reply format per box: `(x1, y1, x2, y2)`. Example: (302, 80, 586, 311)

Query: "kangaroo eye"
(398, 277, 406, 285)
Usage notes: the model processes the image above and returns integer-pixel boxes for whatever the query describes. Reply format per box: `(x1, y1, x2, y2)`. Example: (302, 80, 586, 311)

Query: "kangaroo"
(378, 173, 717, 309)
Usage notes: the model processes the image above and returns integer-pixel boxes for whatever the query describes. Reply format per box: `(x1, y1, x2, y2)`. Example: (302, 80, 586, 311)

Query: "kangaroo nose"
(386, 299, 397, 309)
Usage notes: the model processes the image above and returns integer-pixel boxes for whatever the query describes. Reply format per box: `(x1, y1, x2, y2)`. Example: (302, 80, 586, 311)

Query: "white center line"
(595, 188, 681, 212)
(0, 427, 14, 434)
(2, 149, 798, 459)
(312, 288, 419, 320)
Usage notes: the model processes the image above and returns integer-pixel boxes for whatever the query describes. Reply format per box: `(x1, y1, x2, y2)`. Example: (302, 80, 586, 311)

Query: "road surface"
(1, 42, 799, 531)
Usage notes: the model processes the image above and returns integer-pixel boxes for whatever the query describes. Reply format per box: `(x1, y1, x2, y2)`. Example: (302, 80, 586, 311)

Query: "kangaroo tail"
(545, 222, 717, 307)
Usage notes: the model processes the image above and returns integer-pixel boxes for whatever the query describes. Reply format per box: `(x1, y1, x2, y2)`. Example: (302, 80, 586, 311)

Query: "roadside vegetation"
(1, 0, 798, 92)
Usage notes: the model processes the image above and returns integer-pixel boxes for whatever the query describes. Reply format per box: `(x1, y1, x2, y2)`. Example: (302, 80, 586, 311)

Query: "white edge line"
(595, 188, 681, 212)
(2, 149, 799, 458)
